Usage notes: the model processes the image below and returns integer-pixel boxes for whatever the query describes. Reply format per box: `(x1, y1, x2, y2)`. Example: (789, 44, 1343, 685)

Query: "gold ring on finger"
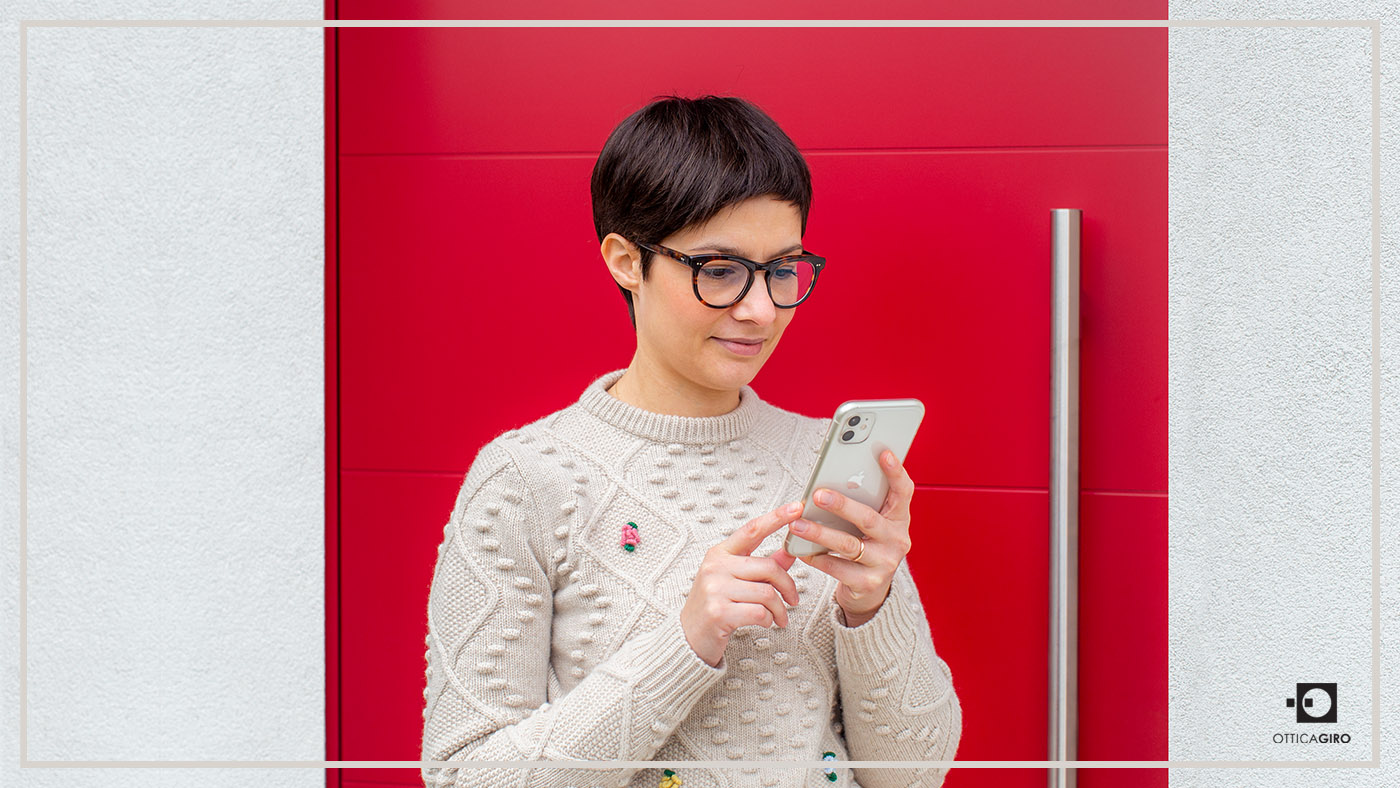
(848, 539, 867, 563)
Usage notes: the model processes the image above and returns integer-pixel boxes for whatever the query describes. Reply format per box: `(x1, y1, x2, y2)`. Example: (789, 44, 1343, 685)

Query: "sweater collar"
(577, 368, 762, 445)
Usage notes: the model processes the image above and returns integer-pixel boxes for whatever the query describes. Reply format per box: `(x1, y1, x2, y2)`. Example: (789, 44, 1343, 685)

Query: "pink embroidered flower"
(620, 522, 640, 551)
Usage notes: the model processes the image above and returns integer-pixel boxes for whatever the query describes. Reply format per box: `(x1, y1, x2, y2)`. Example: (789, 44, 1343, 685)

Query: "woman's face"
(621, 195, 805, 397)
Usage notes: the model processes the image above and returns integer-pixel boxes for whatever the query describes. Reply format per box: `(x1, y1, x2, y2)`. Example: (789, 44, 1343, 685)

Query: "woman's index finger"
(723, 501, 803, 556)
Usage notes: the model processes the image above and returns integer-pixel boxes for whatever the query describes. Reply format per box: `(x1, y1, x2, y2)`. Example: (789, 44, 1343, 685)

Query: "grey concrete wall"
(1, 2, 325, 786)
(1168, 2, 1397, 786)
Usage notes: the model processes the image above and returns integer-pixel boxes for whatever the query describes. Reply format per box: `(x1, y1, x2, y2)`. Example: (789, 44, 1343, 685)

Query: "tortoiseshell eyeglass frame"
(631, 240, 827, 309)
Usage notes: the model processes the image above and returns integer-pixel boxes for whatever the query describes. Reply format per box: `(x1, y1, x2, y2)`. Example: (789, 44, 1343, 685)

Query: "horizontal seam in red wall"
(340, 468, 1166, 497)
(338, 143, 1168, 159)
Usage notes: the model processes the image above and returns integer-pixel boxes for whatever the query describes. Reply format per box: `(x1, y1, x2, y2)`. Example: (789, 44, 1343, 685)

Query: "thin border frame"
(16, 15, 1383, 772)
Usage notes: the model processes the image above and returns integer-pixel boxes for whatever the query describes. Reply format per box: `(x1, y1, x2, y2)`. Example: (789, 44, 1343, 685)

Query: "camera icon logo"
(1286, 683, 1337, 723)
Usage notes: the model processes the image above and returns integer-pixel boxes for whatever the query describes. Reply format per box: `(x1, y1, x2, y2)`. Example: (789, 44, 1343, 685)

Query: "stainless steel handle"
(1049, 209, 1081, 788)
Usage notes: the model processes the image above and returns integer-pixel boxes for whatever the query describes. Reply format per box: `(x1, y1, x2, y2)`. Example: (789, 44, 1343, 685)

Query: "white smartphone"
(784, 398, 925, 557)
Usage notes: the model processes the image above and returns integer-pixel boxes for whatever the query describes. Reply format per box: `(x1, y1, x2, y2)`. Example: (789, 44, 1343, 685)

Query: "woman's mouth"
(713, 337, 764, 356)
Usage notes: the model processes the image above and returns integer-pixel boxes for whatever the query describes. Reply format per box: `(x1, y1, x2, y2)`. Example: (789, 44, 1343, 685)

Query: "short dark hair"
(590, 94, 814, 329)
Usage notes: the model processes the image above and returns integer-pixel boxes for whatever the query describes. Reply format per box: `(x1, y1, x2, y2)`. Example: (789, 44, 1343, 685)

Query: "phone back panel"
(785, 398, 925, 556)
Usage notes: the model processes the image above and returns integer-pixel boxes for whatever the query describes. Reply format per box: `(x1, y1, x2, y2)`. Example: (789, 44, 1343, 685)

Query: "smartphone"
(784, 398, 925, 557)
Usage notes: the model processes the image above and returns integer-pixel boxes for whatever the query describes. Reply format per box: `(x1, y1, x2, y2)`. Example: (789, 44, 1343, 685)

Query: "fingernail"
(815, 490, 833, 505)
(786, 501, 802, 514)
(792, 520, 809, 533)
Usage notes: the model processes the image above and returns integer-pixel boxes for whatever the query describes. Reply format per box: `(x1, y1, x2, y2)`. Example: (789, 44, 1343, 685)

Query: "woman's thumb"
(769, 546, 797, 571)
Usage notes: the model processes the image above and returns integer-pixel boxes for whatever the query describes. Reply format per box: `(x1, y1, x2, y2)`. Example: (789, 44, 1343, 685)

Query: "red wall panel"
(337, 155, 625, 477)
(341, 470, 464, 784)
(338, 26, 1165, 156)
(342, 0, 1164, 20)
(1077, 492, 1169, 765)
(914, 486, 1050, 774)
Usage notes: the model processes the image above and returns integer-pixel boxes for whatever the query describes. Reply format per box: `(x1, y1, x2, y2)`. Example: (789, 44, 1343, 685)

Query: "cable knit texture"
(421, 368, 962, 788)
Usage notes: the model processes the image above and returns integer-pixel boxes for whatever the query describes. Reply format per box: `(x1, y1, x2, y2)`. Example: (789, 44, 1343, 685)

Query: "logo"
(846, 471, 865, 490)
(1271, 682, 1350, 745)
(1287, 683, 1337, 723)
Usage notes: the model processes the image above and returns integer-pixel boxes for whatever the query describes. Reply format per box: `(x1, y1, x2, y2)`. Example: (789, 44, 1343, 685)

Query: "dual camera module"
(840, 413, 875, 444)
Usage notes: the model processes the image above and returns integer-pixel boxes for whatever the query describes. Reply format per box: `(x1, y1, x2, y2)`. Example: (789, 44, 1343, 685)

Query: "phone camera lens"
(847, 416, 861, 427)
(841, 430, 855, 441)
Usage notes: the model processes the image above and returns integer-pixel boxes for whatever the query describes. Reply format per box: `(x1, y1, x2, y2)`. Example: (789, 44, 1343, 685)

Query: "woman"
(420, 95, 961, 788)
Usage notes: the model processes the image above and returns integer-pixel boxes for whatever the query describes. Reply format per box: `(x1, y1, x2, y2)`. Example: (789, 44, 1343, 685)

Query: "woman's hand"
(680, 501, 804, 667)
(792, 449, 915, 627)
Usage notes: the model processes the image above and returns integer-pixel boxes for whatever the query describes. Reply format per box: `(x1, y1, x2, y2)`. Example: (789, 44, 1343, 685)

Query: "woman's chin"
(705, 353, 766, 387)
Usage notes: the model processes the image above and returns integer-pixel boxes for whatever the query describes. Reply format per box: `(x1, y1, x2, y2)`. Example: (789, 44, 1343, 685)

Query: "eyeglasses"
(632, 240, 826, 309)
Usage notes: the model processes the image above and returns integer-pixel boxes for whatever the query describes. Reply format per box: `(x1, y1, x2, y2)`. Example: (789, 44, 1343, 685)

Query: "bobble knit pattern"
(421, 368, 962, 788)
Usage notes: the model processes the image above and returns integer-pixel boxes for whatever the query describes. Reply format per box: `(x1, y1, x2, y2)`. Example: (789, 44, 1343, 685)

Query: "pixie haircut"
(591, 94, 814, 329)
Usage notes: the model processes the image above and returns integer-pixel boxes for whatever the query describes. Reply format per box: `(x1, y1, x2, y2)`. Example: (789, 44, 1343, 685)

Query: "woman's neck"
(606, 360, 741, 418)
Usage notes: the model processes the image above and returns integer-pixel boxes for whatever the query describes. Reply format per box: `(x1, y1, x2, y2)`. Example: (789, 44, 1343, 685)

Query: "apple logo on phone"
(846, 471, 865, 490)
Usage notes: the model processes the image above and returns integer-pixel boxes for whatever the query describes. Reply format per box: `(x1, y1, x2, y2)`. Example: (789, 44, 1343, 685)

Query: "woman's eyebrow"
(696, 242, 805, 258)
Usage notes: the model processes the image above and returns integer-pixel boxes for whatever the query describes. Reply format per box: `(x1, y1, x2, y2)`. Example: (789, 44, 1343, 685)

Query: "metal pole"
(1049, 209, 1080, 788)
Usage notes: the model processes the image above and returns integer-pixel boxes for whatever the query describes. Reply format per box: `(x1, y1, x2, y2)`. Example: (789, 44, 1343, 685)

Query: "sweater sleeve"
(420, 440, 729, 788)
(828, 559, 962, 788)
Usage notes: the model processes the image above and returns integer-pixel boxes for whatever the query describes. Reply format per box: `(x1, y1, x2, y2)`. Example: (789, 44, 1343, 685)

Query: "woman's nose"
(730, 272, 778, 321)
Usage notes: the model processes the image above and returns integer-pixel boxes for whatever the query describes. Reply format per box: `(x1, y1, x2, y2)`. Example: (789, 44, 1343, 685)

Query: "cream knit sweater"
(420, 368, 961, 788)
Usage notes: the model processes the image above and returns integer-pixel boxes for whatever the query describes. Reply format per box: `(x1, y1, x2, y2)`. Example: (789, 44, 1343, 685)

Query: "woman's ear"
(600, 233, 643, 295)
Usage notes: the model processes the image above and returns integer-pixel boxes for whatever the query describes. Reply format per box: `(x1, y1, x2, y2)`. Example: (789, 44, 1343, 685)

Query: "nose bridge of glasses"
(730, 267, 779, 312)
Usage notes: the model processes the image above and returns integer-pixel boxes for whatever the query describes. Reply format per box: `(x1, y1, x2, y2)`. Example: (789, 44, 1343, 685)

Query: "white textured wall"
(1, 2, 325, 786)
(1168, 2, 1398, 786)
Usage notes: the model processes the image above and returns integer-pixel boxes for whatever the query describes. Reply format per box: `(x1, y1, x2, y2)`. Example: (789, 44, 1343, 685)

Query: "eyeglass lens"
(697, 259, 817, 307)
